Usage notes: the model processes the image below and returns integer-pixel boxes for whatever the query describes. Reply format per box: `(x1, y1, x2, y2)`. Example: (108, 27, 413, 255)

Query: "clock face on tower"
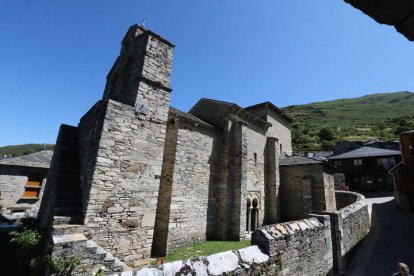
(135, 100, 149, 116)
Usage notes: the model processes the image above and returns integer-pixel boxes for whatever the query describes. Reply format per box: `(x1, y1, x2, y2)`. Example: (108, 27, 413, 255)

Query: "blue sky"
(0, 0, 413, 146)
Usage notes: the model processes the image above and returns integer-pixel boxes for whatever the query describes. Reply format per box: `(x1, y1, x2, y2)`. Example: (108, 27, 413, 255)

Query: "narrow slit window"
(254, 153, 257, 165)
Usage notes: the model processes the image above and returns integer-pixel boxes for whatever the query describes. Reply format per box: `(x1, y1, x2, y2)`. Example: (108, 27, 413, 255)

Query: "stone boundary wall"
(131, 216, 332, 275)
(327, 191, 370, 273)
(335, 190, 360, 210)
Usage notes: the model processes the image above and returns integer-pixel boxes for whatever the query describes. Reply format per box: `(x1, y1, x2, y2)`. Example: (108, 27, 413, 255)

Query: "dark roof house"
(329, 146, 401, 191)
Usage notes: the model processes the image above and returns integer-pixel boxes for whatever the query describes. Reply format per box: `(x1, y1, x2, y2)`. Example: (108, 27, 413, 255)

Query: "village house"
(329, 146, 401, 191)
(0, 150, 52, 218)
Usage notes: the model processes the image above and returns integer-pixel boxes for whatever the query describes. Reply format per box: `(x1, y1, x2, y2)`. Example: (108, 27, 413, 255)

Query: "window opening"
(22, 174, 43, 199)
(353, 159, 363, 166)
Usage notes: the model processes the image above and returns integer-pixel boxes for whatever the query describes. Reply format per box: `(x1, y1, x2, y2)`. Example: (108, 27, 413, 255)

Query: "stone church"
(38, 25, 336, 268)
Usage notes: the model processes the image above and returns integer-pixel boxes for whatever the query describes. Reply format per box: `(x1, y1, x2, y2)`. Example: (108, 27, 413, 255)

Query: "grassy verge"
(165, 240, 251, 262)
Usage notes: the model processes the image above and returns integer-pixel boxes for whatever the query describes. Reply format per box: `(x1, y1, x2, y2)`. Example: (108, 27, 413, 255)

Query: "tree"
(318, 127, 335, 141)
(392, 117, 414, 135)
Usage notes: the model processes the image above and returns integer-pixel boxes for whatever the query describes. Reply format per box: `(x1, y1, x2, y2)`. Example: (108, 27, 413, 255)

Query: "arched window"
(246, 193, 260, 233)
(246, 198, 251, 231)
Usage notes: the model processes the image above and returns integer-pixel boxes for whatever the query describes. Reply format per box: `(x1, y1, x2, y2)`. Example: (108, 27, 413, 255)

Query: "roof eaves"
(169, 107, 219, 133)
(245, 102, 293, 123)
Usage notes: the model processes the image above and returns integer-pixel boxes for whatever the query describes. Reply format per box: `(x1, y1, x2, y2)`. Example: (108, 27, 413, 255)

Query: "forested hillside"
(282, 91, 414, 151)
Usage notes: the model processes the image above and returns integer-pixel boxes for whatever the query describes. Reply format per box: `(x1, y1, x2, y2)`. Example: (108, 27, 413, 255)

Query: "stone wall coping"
(333, 191, 367, 219)
(133, 245, 269, 276)
(255, 217, 324, 241)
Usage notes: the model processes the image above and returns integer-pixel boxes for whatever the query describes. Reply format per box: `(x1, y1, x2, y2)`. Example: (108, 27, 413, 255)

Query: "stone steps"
(53, 232, 87, 246)
(52, 125, 82, 225)
(53, 224, 84, 235)
(53, 232, 126, 274)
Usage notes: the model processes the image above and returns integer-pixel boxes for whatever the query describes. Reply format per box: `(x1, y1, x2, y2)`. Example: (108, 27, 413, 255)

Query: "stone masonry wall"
(245, 126, 267, 227)
(327, 191, 370, 272)
(264, 137, 280, 225)
(166, 122, 217, 252)
(266, 114, 292, 156)
(0, 174, 27, 211)
(209, 126, 229, 240)
(83, 97, 170, 267)
(78, 100, 107, 220)
(323, 170, 337, 212)
(227, 121, 248, 240)
(133, 216, 332, 275)
(280, 164, 333, 221)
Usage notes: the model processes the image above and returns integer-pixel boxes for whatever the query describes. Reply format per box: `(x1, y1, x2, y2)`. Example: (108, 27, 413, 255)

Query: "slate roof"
(280, 155, 322, 166)
(0, 150, 53, 169)
(329, 146, 401, 160)
(169, 107, 215, 130)
(244, 101, 293, 123)
(190, 98, 238, 111)
(189, 98, 272, 130)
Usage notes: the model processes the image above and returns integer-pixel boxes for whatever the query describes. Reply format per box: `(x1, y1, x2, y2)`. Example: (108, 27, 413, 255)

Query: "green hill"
(0, 144, 54, 158)
(282, 91, 414, 151)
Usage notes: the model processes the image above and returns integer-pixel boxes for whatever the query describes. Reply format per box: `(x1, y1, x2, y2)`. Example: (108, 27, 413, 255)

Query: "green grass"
(165, 240, 251, 262)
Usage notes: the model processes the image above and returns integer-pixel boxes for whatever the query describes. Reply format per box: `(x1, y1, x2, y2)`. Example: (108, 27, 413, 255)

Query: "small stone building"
(0, 150, 52, 218)
(38, 25, 336, 268)
(280, 155, 336, 221)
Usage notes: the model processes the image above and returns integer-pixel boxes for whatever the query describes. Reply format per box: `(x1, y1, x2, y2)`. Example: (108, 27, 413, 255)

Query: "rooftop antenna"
(141, 18, 147, 29)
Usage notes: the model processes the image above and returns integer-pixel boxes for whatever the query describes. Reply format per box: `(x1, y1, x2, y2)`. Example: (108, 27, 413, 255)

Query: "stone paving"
(346, 192, 414, 275)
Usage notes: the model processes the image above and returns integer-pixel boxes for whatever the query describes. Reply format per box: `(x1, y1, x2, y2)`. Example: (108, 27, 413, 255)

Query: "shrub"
(44, 255, 82, 275)
(11, 229, 40, 249)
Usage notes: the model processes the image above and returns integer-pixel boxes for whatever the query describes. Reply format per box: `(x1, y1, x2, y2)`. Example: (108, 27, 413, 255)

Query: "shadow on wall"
(206, 134, 222, 241)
